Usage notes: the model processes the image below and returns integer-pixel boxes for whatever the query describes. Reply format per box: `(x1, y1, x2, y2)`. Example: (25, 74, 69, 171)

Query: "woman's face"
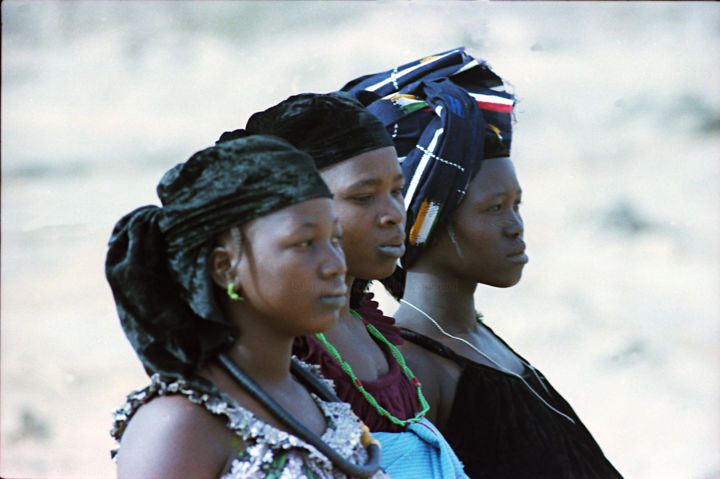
(236, 198, 347, 335)
(319, 146, 406, 281)
(426, 156, 526, 287)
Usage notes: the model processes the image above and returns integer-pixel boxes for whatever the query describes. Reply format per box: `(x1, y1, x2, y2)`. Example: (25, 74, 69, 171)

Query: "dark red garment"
(293, 293, 422, 433)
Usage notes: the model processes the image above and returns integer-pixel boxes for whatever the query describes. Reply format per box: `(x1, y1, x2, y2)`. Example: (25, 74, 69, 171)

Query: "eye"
(348, 194, 373, 204)
(331, 234, 343, 246)
(486, 203, 502, 213)
(513, 200, 522, 212)
(294, 239, 313, 248)
(391, 187, 404, 198)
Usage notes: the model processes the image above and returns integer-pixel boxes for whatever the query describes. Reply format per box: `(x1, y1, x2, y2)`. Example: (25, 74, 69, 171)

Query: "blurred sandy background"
(1, 2, 718, 478)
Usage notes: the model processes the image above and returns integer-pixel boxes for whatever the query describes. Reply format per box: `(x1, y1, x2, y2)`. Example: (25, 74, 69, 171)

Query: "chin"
(376, 258, 401, 279)
(499, 277, 523, 288)
(354, 261, 398, 281)
(485, 272, 523, 288)
(376, 265, 398, 280)
(307, 312, 340, 335)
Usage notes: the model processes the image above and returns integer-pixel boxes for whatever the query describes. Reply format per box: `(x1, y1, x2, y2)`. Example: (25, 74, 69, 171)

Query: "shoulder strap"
(400, 327, 467, 366)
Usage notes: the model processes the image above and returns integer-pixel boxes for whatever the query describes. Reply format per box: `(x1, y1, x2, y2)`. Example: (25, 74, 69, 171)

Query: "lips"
(318, 285, 348, 307)
(506, 242, 528, 264)
(320, 286, 347, 298)
(318, 294, 347, 308)
(318, 294, 346, 308)
(377, 243, 406, 258)
(377, 233, 406, 259)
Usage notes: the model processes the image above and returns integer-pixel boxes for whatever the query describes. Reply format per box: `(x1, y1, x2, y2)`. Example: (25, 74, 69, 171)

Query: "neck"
(319, 274, 369, 345)
(400, 267, 478, 332)
(226, 337, 294, 386)
(335, 274, 357, 325)
(214, 305, 295, 387)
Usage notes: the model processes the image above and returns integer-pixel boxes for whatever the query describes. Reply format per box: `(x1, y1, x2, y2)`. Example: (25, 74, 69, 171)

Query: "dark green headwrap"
(218, 92, 394, 169)
(105, 135, 332, 379)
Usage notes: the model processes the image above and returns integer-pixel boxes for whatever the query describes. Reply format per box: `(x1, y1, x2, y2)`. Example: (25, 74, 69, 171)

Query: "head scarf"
(342, 47, 516, 269)
(223, 91, 394, 169)
(105, 135, 332, 379)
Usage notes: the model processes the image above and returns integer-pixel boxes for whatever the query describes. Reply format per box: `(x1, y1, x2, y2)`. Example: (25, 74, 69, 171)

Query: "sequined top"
(111, 369, 389, 479)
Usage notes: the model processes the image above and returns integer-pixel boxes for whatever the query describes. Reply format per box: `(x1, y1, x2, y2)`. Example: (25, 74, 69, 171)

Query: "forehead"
(319, 146, 401, 186)
(246, 198, 337, 233)
(467, 157, 519, 195)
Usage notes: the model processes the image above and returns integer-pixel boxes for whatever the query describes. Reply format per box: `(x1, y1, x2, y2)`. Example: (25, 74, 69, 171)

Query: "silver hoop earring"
(447, 223, 465, 260)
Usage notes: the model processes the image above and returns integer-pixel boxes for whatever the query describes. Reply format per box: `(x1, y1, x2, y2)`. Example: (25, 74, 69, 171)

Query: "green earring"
(227, 283, 244, 302)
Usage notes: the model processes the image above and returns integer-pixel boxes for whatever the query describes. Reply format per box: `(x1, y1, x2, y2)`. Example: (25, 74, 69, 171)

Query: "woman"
(343, 48, 623, 478)
(221, 92, 467, 478)
(106, 135, 385, 478)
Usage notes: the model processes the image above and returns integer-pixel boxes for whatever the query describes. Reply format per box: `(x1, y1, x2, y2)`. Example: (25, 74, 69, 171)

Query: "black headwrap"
(342, 47, 516, 271)
(229, 92, 394, 169)
(105, 135, 332, 380)
(217, 93, 395, 308)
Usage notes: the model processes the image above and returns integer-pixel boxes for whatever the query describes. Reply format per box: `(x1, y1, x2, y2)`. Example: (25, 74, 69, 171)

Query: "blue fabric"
(373, 418, 468, 478)
(342, 47, 516, 269)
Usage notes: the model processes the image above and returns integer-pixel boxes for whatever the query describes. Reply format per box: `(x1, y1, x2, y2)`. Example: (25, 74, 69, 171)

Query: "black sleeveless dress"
(401, 325, 623, 479)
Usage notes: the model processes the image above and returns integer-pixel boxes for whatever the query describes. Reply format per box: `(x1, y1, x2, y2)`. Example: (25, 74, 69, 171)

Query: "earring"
(447, 223, 465, 260)
(227, 283, 244, 302)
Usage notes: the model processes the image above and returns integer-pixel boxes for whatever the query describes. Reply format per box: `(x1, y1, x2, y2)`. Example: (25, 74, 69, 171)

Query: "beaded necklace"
(314, 309, 429, 427)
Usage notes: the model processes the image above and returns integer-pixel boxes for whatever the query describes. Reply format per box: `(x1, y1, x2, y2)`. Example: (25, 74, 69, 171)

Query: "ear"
(209, 230, 242, 289)
(209, 244, 235, 289)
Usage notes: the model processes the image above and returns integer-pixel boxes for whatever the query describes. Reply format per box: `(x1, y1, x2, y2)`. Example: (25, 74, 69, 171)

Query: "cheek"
(247, 259, 315, 313)
(337, 209, 374, 246)
(458, 221, 498, 253)
(242, 250, 298, 293)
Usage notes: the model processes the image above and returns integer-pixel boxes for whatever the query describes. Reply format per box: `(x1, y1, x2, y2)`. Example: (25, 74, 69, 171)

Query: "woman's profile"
(232, 92, 467, 478)
(344, 47, 623, 478)
(106, 135, 386, 478)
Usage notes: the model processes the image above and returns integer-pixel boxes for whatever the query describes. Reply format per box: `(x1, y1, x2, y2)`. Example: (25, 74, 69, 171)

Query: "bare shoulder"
(399, 327, 462, 382)
(116, 394, 241, 479)
(400, 336, 461, 428)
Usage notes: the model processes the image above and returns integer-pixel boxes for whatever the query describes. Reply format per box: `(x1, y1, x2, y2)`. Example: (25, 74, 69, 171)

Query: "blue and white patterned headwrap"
(342, 47, 515, 269)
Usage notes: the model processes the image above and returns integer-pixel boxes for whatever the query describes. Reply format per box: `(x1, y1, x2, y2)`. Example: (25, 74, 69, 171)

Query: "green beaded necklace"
(314, 309, 430, 427)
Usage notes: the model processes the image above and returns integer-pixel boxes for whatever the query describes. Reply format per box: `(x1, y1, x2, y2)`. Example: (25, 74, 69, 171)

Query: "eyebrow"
(347, 173, 405, 189)
(297, 217, 341, 229)
(484, 187, 523, 198)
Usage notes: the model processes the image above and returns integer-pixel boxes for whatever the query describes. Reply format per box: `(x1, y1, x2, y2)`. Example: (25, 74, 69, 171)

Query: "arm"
(400, 339, 461, 434)
(115, 395, 241, 479)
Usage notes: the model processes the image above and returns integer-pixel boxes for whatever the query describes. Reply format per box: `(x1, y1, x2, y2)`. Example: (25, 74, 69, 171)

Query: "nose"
(504, 210, 524, 238)
(320, 242, 347, 278)
(377, 194, 406, 227)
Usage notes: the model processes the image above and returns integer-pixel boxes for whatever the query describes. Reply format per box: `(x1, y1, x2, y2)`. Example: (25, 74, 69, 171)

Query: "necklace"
(314, 309, 430, 427)
(217, 354, 381, 478)
(399, 298, 576, 424)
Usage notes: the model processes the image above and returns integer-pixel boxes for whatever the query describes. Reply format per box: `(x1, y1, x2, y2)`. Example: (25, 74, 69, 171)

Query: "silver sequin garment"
(111, 363, 388, 479)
